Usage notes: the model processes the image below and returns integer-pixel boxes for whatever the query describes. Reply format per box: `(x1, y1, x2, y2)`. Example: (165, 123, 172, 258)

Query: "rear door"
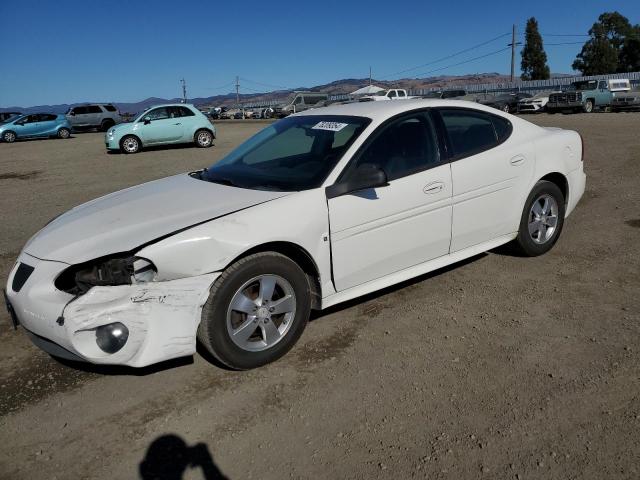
(328, 110, 452, 291)
(435, 108, 534, 252)
(36, 114, 57, 135)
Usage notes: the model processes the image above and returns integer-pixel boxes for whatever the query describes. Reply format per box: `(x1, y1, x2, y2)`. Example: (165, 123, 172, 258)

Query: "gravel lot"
(0, 113, 639, 479)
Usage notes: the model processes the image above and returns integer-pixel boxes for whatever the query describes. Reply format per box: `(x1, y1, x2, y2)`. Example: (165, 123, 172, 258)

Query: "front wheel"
(513, 180, 566, 256)
(2, 131, 16, 143)
(197, 252, 311, 370)
(120, 135, 140, 154)
(57, 128, 71, 139)
(195, 129, 213, 148)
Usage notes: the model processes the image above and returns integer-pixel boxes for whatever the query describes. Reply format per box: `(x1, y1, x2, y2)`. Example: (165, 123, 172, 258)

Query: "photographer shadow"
(139, 434, 228, 480)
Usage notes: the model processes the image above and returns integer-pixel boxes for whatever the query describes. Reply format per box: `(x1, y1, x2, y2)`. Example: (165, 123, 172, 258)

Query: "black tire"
(583, 99, 594, 113)
(101, 119, 115, 132)
(194, 129, 213, 148)
(57, 128, 71, 139)
(120, 135, 141, 154)
(197, 252, 311, 370)
(513, 180, 566, 256)
(2, 130, 16, 143)
(502, 104, 511, 113)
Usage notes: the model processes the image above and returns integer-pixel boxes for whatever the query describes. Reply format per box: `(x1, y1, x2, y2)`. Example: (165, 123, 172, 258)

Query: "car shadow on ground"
(107, 142, 214, 155)
(139, 434, 228, 480)
(311, 252, 488, 321)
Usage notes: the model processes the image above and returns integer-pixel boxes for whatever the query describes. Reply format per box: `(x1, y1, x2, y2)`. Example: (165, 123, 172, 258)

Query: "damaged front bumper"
(5, 253, 219, 367)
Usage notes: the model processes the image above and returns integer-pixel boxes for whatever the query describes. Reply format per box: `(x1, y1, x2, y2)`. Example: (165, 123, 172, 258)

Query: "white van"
(277, 92, 329, 117)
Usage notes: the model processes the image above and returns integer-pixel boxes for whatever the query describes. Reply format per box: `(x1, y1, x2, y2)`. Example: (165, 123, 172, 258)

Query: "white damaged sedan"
(5, 100, 586, 370)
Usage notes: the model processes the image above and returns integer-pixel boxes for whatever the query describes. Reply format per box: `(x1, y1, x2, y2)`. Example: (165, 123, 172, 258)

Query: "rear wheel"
(513, 180, 565, 256)
(197, 252, 311, 370)
(101, 119, 115, 132)
(2, 131, 16, 143)
(502, 104, 511, 113)
(195, 129, 213, 148)
(57, 128, 70, 139)
(120, 135, 140, 154)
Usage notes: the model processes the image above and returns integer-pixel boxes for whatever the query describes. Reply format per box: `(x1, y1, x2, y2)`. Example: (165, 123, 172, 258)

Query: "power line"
(544, 41, 586, 46)
(379, 32, 511, 79)
(541, 33, 590, 37)
(413, 46, 511, 77)
(240, 77, 293, 91)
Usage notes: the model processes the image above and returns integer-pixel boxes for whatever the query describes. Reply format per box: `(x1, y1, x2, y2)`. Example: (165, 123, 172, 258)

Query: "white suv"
(66, 104, 122, 131)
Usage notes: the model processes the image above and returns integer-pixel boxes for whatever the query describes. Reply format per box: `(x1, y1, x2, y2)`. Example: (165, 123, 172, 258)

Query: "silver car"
(66, 104, 122, 131)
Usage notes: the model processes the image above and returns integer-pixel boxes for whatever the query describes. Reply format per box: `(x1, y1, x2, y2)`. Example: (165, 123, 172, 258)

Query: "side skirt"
(321, 233, 517, 310)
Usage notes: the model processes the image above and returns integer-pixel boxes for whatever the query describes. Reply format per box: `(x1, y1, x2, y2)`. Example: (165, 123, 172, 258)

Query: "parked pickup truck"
(547, 79, 630, 113)
(360, 89, 412, 102)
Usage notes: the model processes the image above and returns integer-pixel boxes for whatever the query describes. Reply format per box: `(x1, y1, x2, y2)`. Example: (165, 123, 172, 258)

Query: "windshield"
(423, 91, 442, 98)
(201, 115, 371, 191)
(375, 91, 388, 96)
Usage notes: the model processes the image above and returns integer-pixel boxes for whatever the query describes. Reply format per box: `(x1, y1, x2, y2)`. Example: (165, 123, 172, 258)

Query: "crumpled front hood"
(23, 174, 289, 264)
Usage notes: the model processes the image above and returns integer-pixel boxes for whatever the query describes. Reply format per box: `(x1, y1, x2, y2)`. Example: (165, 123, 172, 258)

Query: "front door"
(328, 111, 452, 291)
(138, 107, 184, 144)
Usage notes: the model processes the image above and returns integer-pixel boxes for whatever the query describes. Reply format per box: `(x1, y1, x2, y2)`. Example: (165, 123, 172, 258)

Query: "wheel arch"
(224, 241, 322, 310)
(194, 127, 215, 140)
(120, 133, 142, 149)
(538, 172, 569, 206)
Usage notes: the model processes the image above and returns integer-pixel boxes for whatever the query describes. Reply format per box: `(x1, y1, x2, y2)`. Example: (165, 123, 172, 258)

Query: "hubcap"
(226, 274, 296, 352)
(528, 194, 559, 244)
(5, 132, 15, 142)
(59, 129, 69, 138)
(198, 132, 211, 146)
(123, 138, 138, 152)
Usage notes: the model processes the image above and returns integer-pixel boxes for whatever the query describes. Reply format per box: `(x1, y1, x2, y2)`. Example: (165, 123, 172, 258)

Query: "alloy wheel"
(226, 274, 296, 352)
(528, 194, 559, 244)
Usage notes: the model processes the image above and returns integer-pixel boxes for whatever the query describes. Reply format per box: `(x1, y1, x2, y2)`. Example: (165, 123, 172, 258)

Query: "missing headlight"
(55, 255, 157, 295)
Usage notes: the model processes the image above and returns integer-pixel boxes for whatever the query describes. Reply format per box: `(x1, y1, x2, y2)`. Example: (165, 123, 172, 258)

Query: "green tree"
(573, 11, 635, 74)
(521, 17, 550, 80)
(620, 26, 640, 72)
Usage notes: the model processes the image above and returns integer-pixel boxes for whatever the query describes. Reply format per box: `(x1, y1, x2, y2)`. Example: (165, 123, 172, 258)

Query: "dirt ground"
(0, 113, 638, 480)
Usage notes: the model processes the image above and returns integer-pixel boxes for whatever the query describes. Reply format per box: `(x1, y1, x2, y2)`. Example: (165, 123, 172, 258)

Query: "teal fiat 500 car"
(105, 104, 216, 154)
(0, 113, 72, 143)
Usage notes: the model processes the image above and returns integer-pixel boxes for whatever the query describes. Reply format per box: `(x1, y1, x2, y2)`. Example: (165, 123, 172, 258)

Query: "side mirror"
(143, 116, 151, 125)
(326, 164, 389, 199)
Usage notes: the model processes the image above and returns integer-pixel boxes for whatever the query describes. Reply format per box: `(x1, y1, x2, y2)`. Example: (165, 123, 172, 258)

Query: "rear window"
(103, 104, 117, 112)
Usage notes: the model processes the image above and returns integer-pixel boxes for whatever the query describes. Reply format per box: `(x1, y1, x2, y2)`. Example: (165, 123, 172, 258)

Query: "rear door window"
(103, 105, 117, 112)
(87, 105, 103, 113)
(438, 109, 505, 159)
(38, 114, 57, 121)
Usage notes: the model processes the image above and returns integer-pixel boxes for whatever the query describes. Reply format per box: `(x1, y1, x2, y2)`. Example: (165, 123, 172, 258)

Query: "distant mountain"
(0, 73, 570, 114)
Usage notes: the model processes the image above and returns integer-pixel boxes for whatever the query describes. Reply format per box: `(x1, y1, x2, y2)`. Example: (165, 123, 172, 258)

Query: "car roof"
(294, 98, 514, 120)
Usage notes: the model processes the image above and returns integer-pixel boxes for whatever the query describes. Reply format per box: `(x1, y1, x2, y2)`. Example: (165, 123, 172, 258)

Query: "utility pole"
(180, 78, 187, 103)
(236, 76, 243, 118)
(508, 24, 521, 83)
(369, 66, 372, 86)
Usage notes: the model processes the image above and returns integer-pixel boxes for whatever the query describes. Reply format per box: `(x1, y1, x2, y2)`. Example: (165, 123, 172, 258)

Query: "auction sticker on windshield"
(312, 121, 349, 132)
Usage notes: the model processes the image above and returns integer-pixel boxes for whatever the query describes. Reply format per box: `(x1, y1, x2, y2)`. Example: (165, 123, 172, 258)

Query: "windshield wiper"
(208, 176, 243, 188)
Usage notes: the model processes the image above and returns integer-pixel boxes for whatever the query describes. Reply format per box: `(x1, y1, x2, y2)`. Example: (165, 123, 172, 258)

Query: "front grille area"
(12, 263, 34, 292)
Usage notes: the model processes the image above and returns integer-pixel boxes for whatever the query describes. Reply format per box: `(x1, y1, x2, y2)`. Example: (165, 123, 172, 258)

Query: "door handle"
(510, 155, 525, 166)
(173, 122, 181, 125)
(423, 181, 444, 194)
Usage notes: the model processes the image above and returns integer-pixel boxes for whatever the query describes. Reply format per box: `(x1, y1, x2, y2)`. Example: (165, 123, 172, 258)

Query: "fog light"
(95, 322, 129, 354)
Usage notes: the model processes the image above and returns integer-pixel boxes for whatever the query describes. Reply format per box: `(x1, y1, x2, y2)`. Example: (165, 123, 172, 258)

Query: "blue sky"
(0, 0, 638, 107)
